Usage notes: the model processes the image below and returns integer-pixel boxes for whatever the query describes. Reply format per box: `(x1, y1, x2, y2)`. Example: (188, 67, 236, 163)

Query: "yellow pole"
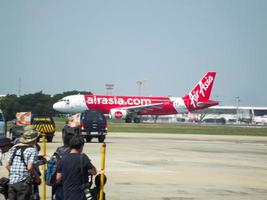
(99, 143, 106, 200)
(41, 132, 46, 200)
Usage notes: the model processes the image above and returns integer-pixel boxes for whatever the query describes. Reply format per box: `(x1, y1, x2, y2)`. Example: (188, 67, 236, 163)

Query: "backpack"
(9, 146, 30, 168)
(45, 154, 58, 186)
(45, 146, 68, 186)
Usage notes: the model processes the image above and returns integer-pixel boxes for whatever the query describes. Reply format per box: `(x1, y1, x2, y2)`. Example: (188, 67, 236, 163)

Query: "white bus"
(197, 106, 267, 125)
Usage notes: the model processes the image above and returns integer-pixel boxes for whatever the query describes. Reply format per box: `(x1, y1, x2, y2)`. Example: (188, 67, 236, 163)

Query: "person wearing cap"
(5, 125, 41, 200)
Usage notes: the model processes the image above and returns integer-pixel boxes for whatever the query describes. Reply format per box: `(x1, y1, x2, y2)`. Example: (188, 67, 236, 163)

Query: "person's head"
(63, 132, 74, 146)
(69, 135, 84, 152)
(19, 125, 40, 146)
(0, 137, 13, 153)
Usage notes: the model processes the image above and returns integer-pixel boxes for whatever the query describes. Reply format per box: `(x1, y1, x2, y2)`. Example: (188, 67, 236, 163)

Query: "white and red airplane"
(53, 72, 218, 123)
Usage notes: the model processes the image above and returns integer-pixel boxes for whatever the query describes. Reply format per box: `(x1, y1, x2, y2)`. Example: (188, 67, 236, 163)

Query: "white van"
(0, 109, 6, 137)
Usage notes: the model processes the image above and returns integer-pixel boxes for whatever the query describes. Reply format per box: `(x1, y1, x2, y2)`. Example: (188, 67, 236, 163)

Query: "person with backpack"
(5, 125, 41, 200)
(50, 132, 74, 200)
(56, 135, 97, 200)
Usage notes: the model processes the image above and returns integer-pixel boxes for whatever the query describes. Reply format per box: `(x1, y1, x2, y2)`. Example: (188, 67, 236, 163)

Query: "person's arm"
(27, 163, 34, 171)
(88, 165, 97, 175)
(26, 147, 41, 184)
(5, 147, 15, 171)
(27, 162, 41, 183)
(56, 172, 63, 183)
(27, 148, 37, 172)
(84, 154, 97, 175)
(5, 163, 10, 171)
(56, 158, 63, 183)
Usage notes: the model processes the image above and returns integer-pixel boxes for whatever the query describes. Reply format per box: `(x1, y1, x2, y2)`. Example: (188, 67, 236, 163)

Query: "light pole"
(105, 84, 114, 95)
(235, 96, 240, 123)
(136, 80, 146, 96)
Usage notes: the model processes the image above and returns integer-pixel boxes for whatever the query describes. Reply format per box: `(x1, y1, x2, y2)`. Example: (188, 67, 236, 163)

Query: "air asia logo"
(189, 75, 213, 108)
(114, 111, 123, 119)
(86, 96, 151, 106)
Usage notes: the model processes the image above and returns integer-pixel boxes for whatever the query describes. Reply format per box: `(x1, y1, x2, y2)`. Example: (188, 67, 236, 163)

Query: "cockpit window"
(59, 98, 70, 104)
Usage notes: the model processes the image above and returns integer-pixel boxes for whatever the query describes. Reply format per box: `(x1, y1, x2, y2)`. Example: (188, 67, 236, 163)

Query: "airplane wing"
(121, 103, 166, 114)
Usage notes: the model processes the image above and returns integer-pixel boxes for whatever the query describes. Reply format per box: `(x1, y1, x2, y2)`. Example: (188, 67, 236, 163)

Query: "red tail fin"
(183, 72, 218, 111)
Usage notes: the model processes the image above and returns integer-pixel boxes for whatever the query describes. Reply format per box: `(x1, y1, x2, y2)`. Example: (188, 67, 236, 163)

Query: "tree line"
(0, 90, 92, 121)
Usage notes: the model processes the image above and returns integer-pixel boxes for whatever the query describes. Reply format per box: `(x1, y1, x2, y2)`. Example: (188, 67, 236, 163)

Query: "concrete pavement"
(1, 132, 267, 200)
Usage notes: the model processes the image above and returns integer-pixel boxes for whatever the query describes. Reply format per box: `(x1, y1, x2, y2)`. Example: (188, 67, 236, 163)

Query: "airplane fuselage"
(53, 95, 187, 115)
(53, 72, 218, 122)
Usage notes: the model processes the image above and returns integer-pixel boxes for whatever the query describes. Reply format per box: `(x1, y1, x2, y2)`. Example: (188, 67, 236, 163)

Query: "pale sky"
(0, 0, 267, 106)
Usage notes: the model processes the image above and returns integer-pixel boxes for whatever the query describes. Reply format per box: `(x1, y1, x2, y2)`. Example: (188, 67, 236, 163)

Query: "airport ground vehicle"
(62, 110, 107, 143)
(0, 109, 6, 137)
(9, 112, 55, 142)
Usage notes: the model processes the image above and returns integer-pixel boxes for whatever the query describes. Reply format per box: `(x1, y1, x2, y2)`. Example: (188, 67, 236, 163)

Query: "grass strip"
(54, 117, 267, 136)
(108, 122, 267, 136)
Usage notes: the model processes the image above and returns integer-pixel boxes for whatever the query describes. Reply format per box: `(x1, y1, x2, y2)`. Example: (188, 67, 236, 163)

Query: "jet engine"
(109, 109, 128, 120)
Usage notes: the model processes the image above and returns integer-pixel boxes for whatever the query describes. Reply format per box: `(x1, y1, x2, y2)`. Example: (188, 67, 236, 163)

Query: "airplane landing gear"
(133, 117, 141, 123)
(125, 117, 132, 123)
(125, 117, 141, 123)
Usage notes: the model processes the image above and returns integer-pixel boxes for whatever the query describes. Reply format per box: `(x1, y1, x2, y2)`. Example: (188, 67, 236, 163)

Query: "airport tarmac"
(1, 132, 267, 200)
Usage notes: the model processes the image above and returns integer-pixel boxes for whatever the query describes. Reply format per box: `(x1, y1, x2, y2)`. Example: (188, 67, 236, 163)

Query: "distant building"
(193, 106, 267, 125)
(142, 106, 267, 125)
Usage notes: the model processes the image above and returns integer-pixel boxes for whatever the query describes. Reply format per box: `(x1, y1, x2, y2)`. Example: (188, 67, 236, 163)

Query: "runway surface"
(1, 132, 267, 200)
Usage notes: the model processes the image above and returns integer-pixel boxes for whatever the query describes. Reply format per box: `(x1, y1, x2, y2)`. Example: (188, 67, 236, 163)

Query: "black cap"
(0, 137, 12, 147)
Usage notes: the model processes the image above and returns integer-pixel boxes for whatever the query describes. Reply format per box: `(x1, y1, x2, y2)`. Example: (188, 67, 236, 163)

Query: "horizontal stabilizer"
(197, 100, 219, 108)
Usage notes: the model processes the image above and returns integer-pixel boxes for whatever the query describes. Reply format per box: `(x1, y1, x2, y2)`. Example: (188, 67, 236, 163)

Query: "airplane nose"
(53, 102, 61, 111)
